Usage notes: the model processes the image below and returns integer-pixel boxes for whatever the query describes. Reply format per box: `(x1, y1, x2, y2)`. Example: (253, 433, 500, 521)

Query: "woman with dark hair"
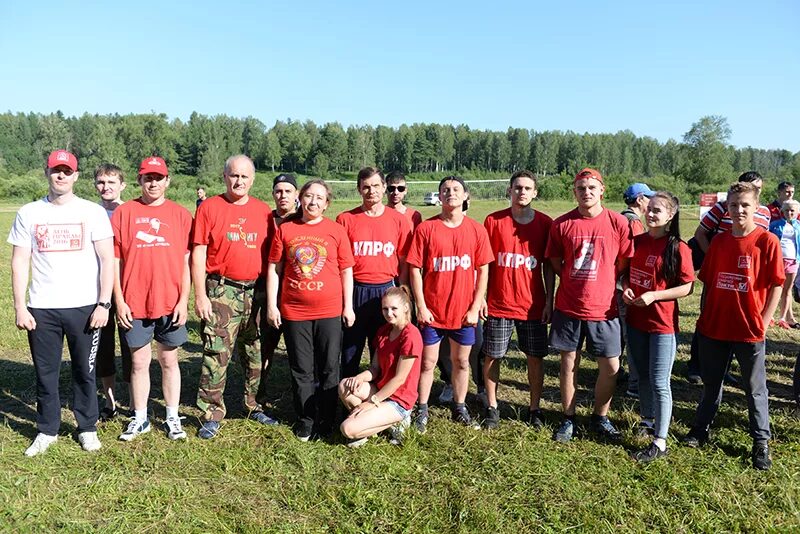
(622, 191, 694, 463)
(266, 179, 355, 441)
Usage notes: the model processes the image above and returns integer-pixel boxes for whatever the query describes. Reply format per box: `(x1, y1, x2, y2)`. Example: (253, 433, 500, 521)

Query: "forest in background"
(0, 111, 798, 204)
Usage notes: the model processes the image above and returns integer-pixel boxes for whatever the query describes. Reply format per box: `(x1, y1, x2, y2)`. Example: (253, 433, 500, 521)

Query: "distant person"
(336, 167, 412, 379)
(339, 288, 422, 447)
(193, 155, 277, 440)
(9, 150, 114, 456)
(686, 171, 771, 384)
(768, 199, 800, 329)
(257, 173, 299, 408)
(683, 181, 783, 471)
(93, 163, 132, 421)
(113, 157, 192, 442)
(768, 181, 794, 222)
(622, 192, 694, 463)
(196, 187, 207, 208)
(386, 171, 423, 229)
(481, 170, 553, 430)
(407, 176, 494, 432)
(267, 179, 355, 441)
(546, 168, 633, 443)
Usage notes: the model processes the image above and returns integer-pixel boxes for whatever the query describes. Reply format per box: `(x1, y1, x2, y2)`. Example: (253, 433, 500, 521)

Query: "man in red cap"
(545, 168, 633, 443)
(112, 156, 193, 443)
(8, 150, 114, 456)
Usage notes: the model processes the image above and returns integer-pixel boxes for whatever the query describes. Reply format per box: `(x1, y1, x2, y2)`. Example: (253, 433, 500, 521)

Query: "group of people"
(9, 149, 798, 472)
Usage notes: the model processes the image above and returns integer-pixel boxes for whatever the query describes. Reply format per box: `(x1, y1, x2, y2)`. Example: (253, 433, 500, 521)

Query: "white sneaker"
(24, 433, 57, 457)
(438, 384, 454, 404)
(78, 431, 102, 452)
(346, 436, 368, 448)
(164, 416, 187, 440)
(119, 419, 151, 441)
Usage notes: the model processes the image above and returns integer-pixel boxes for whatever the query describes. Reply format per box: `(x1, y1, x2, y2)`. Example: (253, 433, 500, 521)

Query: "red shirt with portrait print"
(626, 234, 695, 334)
(545, 207, 634, 321)
(192, 195, 272, 281)
(406, 216, 494, 329)
(373, 322, 423, 410)
(336, 206, 412, 284)
(267, 217, 355, 321)
(697, 228, 784, 342)
(484, 208, 553, 321)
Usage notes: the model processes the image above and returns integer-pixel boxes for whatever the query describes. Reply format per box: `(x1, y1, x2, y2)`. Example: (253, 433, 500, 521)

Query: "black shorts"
(549, 309, 620, 358)
(481, 316, 548, 359)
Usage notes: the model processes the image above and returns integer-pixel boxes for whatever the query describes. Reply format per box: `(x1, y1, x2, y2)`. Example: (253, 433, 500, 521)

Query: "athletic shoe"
(527, 409, 545, 430)
(413, 409, 429, 435)
(78, 431, 102, 452)
(119, 419, 151, 441)
(249, 411, 279, 426)
(437, 384, 454, 404)
(24, 433, 57, 457)
(631, 442, 668, 464)
(553, 418, 575, 443)
(164, 417, 187, 440)
(198, 421, 220, 440)
(590, 415, 621, 441)
(346, 437, 368, 448)
(388, 414, 411, 446)
(99, 406, 118, 422)
(476, 388, 488, 408)
(483, 406, 500, 430)
(633, 421, 655, 439)
(682, 428, 708, 448)
(452, 405, 480, 429)
(294, 423, 313, 442)
(752, 442, 772, 471)
(687, 373, 703, 385)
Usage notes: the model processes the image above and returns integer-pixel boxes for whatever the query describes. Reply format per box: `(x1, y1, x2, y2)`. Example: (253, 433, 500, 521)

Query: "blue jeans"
(626, 325, 676, 439)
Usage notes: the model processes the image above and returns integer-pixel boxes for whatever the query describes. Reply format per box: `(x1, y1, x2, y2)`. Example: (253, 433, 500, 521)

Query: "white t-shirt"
(781, 223, 796, 261)
(7, 196, 113, 308)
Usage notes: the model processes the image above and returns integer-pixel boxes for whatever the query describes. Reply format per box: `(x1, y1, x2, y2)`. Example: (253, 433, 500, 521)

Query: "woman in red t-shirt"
(339, 287, 423, 446)
(267, 179, 355, 441)
(622, 192, 694, 463)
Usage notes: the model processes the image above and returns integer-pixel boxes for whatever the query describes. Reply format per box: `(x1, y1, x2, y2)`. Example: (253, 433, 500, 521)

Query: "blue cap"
(623, 183, 655, 203)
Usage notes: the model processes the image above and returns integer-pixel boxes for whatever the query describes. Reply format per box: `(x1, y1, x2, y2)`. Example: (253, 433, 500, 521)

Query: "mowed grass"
(0, 199, 799, 531)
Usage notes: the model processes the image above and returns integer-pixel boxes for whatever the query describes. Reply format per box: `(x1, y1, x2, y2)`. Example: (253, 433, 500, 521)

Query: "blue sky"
(1, 1, 797, 150)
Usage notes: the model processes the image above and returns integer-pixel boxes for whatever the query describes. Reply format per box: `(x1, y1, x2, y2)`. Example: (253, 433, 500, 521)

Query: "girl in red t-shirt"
(622, 192, 694, 463)
(338, 288, 423, 447)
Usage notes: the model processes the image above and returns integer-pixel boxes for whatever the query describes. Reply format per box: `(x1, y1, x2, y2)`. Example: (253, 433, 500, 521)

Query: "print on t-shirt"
(629, 266, 654, 290)
(716, 272, 750, 293)
(227, 218, 259, 249)
(134, 216, 171, 246)
(571, 237, 602, 280)
(353, 240, 396, 258)
(289, 237, 328, 280)
(496, 252, 538, 270)
(433, 254, 472, 271)
(34, 223, 84, 252)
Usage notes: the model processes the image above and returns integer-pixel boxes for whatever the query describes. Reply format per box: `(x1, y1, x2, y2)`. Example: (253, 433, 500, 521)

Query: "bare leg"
(338, 381, 373, 411)
(594, 357, 620, 416)
(483, 356, 500, 407)
(340, 403, 403, 439)
(156, 344, 181, 409)
(417, 342, 441, 405)
(559, 351, 581, 415)
(100, 375, 116, 410)
(449, 339, 472, 404)
(527, 356, 544, 411)
(129, 344, 152, 413)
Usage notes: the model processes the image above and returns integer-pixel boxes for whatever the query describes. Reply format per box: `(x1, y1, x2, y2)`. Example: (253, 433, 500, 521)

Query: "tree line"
(0, 111, 797, 200)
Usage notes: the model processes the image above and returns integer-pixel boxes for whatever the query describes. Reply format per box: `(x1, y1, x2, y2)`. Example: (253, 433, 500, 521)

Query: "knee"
(340, 418, 357, 439)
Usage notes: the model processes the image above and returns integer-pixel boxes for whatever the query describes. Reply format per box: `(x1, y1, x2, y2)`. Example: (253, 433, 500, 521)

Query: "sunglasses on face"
(387, 185, 406, 193)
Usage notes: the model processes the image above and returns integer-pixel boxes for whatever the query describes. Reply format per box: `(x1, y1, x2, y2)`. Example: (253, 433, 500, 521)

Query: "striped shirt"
(699, 200, 771, 234)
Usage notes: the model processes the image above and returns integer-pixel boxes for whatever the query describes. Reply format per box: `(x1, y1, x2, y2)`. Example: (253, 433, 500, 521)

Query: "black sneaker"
(631, 442, 668, 464)
(452, 405, 480, 429)
(99, 406, 118, 422)
(527, 409, 544, 430)
(590, 415, 621, 441)
(413, 409, 429, 435)
(686, 373, 703, 385)
(752, 442, 772, 471)
(294, 424, 313, 442)
(483, 406, 499, 430)
(682, 428, 708, 448)
(633, 421, 655, 439)
(553, 418, 575, 443)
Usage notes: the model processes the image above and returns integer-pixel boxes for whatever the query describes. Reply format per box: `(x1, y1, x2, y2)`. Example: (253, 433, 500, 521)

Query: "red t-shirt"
(192, 195, 272, 281)
(697, 228, 785, 342)
(626, 234, 695, 334)
(373, 322, 423, 410)
(545, 207, 634, 320)
(112, 198, 193, 319)
(336, 206, 412, 284)
(401, 207, 423, 229)
(267, 217, 355, 321)
(484, 208, 553, 320)
(406, 216, 494, 329)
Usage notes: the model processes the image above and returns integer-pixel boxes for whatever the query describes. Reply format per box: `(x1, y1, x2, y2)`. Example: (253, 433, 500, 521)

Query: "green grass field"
(0, 199, 799, 532)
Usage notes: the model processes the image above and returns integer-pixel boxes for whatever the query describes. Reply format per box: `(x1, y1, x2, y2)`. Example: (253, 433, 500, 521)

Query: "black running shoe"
(631, 442, 668, 464)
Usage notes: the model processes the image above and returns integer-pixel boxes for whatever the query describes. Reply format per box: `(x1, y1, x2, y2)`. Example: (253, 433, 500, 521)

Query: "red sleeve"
(400, 327, 422, 358)
(545, 221, 563, 259)
(111, 208, 122, 259)
(759, 233, 786, 289)
(182, 208, 193, 253)
(412, 211, 423, 229)
(267, 225, 285, 264)
(700, 202, 725, 232)
(191, 201, 210, 246)
(406, 224, 427, 268)
(618, 217, 634, 258)
(630, 219, 646, 237)
(474, 222, 494, 266)
(697, 238, 721, 284)
(397, 214, 413, 258)
(677, 242, 695, 284)
(336, 223, 355, 270)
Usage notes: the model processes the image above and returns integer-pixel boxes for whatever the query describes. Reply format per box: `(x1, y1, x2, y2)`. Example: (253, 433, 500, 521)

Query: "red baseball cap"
(574, 167, 603, 184)
(139, 156, 169, 176)
(47, 150, 78, 172)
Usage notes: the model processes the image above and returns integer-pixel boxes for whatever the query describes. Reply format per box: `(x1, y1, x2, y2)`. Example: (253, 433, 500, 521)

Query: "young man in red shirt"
(385, 171, 423, 229)
(193, 155, 277, 439)
(481, 170, 554, 429)
(112, 157, 193, 442)
(684, 181, 784, 470)
(336, 167, 413, 379)
(546, 168, 633, 443)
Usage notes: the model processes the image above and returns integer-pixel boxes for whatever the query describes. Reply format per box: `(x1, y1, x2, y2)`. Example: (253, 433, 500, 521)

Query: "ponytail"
(652, 191, 682, 286)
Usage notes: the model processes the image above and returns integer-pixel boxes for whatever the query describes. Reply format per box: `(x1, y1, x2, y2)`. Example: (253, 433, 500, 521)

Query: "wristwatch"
(97, 302, 112, 310)
(370, 395, 381, 406)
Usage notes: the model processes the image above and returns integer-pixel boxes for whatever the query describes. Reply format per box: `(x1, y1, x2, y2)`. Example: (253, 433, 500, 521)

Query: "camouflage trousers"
(196, 277, 265, 422)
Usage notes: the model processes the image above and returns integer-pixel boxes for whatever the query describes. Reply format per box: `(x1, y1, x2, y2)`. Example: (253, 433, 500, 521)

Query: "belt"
(207, 273, 258, 291)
